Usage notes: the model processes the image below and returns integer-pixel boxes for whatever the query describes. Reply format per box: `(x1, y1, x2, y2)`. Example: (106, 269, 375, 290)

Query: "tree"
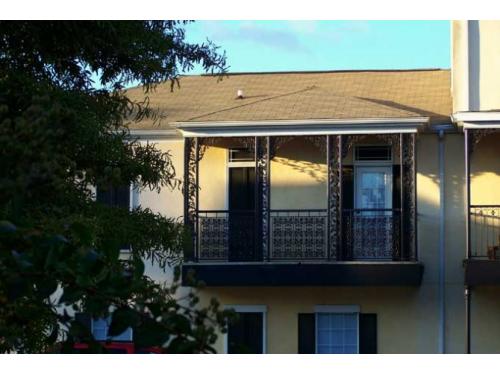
(0, 21, 233, 353)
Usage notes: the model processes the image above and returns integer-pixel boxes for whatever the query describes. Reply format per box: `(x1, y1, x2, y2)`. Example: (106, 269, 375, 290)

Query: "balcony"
(465, 205, 500, 285)
(463, 128, 500, 286)
(181, 135, 423, 287)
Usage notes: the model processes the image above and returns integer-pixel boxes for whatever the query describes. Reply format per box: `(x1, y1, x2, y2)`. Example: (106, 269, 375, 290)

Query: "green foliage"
(0, 21, 233, 353)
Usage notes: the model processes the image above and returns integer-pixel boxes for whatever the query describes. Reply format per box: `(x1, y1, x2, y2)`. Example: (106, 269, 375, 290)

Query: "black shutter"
(115, 185, 130, 209)
(359, 313, 377, 354)
(392, 165, 401, 209)
(228, 312, 263, 354)
(75, 312, 92, 331)
(342, 166, 354, 260)
(96, 185, 113, 205)
(298, 313, 315, 354)
(342, 166, 354, 210)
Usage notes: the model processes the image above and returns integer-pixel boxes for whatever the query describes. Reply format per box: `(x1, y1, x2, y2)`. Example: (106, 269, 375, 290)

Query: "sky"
(184, 21, 450, 74)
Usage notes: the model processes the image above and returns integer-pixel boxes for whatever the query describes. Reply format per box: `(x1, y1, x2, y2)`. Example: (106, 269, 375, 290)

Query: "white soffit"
(173, 118, 428, 138)
(453, 112, 500, 129)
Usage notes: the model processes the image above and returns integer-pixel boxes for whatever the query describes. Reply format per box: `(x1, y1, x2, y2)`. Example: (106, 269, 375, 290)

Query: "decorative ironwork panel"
(198, 215, 228, 260)
(270, 136, 294, 158)
(469, 129, 498, 153)
(256, 137, 270, 259)
(304, 135, 327, 154)
(343, 209, 401, 260)
(342, 135, 368, 158)
(198, 137, 255, 160)
(327, 135, 341, 259)
(374, 133, 400, 156)
(270, 211, 327, 259)
(183, 138, 199, 260)
(402, 133, 416, 260)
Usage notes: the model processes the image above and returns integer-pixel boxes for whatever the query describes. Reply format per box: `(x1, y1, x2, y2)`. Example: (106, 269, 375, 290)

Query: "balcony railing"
(470, 205, 500, 259)
(196, 208, 404, 262)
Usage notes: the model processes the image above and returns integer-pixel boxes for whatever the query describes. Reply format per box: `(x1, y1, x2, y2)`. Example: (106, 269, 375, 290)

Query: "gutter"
(438, 129, 446, 353)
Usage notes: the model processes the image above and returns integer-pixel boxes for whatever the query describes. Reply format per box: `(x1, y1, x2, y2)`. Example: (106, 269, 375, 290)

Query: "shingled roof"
(125, 69, 452, 130)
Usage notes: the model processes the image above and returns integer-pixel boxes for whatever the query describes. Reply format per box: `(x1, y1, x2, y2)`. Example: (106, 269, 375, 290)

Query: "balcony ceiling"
(126, 69, 452, 130)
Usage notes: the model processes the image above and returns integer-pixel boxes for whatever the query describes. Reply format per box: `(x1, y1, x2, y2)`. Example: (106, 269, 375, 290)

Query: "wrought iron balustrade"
(196, 208, 407, 262)
(470, 205, 500, 259)
(342, 209, 402, 260)
(270, 209, 328, 260)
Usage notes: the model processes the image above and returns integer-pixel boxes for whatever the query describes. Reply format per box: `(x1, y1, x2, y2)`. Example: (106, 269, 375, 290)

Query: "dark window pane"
(227, 312, 263, 354)
(355, 146, 392, 161)
(96, 184, 130, 209)
(229, 148, 254, 162)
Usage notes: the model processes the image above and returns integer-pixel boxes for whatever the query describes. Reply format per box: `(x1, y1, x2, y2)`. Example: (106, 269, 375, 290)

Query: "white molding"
(314, 305, 360, 313)
(174, 118, 428, 138)
(225, 305, 267, 313)
(452, 112, 500, 129)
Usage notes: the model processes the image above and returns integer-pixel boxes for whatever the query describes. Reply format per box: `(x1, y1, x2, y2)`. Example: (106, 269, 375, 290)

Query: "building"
(121, 20, 500, 353)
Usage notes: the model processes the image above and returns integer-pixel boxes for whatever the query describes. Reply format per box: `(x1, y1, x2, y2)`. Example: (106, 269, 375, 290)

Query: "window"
(96, 184, 132, 251)
(229, 148, 254, 163)
(298, 306, 377, 354)
(225, 305, 266, 354)
(316, 313, 358, 354)
(355, 145, 392, 162)
(75, 313, 133, 342)
(96, 184, 131, 209)
(92, 317, 133, 342)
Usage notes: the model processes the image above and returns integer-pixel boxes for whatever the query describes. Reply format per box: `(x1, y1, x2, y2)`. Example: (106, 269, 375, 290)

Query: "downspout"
(438, 129, 446, 353)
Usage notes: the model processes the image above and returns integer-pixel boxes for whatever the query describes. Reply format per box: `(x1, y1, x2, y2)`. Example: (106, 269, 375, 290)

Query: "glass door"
(353, 166, 393, 259)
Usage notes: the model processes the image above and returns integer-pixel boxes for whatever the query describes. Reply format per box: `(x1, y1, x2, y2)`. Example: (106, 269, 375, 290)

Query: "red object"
(73, 342, 161, 354)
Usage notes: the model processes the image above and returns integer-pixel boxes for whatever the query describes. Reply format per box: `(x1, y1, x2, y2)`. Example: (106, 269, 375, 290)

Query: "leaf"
(108, 307, 138, 337)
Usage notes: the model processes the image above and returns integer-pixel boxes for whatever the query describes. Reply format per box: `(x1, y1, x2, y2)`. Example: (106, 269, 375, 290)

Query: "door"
(353, 166, 393, 259)
(228, 167, 257, 261)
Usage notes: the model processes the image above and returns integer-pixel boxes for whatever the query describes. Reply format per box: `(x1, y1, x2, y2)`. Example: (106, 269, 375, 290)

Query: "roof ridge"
(188, 68, 450, 77)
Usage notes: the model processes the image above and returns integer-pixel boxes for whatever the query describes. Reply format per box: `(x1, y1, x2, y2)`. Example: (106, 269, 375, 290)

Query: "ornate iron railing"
(470, 205, 500, 259)
(197, 208, 407, 262)
(270, 210, 327, 260)
(342, 209, 402, 260)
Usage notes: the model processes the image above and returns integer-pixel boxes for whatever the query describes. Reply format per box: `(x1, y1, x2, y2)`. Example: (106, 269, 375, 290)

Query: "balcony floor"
(464, 259, 500, 286)
(182, 261, 424, 287)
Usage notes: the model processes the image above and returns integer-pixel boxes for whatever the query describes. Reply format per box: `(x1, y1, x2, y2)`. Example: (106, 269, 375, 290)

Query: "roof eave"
(173, 117, 430, 137)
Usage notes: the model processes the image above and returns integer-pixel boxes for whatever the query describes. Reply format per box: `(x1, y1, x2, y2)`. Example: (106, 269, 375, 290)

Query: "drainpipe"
(438, 129, 446, 353)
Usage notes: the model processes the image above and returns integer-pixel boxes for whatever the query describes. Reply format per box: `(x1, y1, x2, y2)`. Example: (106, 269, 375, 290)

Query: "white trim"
(451, 111, 500, 127)
(223, 305, 267, 354)
(314, 305, 360, 313)
(174, 118, 427, 138)
(225, 305, 267, 313)
(462, 122, 500, 129)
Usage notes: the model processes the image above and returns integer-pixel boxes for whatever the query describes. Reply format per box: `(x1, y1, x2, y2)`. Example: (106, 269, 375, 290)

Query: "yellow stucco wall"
(138, 133, 500, 353)
(194, 133, 471, 354)
(452, 20, 500, 112)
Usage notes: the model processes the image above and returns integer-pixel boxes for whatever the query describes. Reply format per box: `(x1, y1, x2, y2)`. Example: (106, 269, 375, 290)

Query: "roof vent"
(236, 89, 244, 99)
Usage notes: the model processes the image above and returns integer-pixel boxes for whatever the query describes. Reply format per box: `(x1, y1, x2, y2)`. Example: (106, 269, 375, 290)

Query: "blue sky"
(184, 21, 450, 73)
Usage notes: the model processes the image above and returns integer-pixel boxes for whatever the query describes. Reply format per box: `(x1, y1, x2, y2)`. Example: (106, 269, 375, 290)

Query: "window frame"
(223, 305, 267, 354)
(314, 305, 360, 354)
